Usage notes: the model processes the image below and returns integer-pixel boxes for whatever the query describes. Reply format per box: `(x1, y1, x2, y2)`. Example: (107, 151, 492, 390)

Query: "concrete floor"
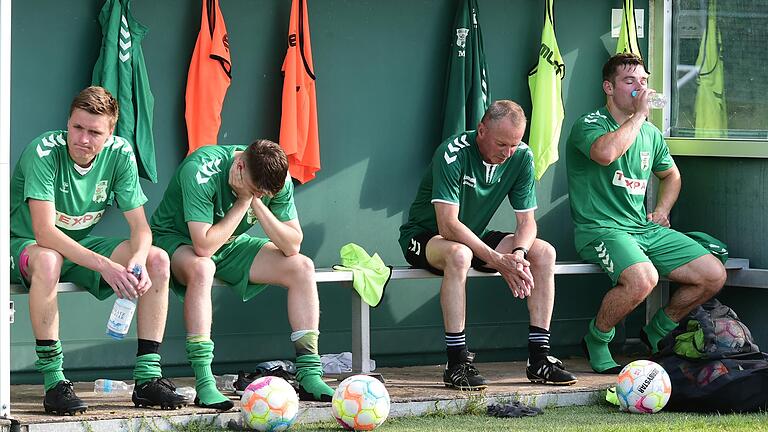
(2, 357, 622, 431)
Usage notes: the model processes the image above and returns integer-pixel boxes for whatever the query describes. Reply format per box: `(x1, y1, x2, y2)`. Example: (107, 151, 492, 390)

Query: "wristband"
(511, 246, 528, 260)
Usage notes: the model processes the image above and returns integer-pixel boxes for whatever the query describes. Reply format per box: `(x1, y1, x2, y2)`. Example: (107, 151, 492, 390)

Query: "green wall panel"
(10, 0, 661, 382)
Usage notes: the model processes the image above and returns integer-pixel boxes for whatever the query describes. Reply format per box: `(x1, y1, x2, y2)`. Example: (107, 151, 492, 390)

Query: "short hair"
(69, 86, 119, 128)
(481, 100, 527, 130)
(242, 139, 289, 196)
(602, 53, 647, 83)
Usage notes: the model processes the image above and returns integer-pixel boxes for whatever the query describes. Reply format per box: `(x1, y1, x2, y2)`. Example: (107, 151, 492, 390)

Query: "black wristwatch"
(511, 246, 528, 260)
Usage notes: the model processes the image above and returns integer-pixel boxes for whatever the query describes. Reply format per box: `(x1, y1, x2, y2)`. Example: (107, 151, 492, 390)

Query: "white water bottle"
(632, 90, 667, 109)
(94, 379, 134, 395)
(106, 265, 141, 340)
(175, 386, 196, 401)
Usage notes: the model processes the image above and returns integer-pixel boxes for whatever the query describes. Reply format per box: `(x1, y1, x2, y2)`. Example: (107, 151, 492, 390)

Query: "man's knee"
(27, 247, 64, 288)
(183, 256, 217, 291)
(443, 243, 473, 271)
(146, 247, 171, 284)
(284, 254, 316, 285)
(529, 239, 556, 268)
(698, 260, 726, 297)
(620, 264, 659, 304)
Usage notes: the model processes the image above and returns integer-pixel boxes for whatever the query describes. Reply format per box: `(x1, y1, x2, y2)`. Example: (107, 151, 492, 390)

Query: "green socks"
(584, 319, 621, 374)
(35, 341, 66, 391)
(186, 338, 230, 407)
(133, 353, 162, 385)
(643, 308, 677, 353)
(291, 330, 333, 401)
(294, 354, 334, 401)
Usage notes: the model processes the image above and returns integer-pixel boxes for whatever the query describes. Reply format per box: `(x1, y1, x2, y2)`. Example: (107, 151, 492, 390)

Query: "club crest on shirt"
(640, 151, 651, 171)
(246, 207, 258, 224)
(93, 180, 109, 203)
(456, 28, 469, 49)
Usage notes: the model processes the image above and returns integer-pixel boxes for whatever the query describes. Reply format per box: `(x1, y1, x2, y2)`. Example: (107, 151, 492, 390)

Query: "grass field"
(172, 405, 768, 432)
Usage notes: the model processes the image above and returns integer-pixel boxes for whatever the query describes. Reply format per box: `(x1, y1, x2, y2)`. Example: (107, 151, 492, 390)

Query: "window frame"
(649, 0, 768, 158)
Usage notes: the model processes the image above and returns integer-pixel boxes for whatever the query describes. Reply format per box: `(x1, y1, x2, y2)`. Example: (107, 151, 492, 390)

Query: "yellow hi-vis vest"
(528, 0, 564, 180)
(694, 0, 728, 138)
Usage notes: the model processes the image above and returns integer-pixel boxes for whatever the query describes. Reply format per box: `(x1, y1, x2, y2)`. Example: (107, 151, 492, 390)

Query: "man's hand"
(101, 261, 139, 299)
(647, 210, 671, 227)
(631, 88, 652, 118)
(494, 253, 534, 298)
(229, 162, 254, 201)
(126, 261, 152, 296)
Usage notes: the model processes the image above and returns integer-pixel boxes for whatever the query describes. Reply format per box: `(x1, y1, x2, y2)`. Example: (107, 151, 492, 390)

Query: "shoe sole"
(443, 382, 487, 391)
(44, 404, 88, 416)
(132, 396, 188, 410)
(526, 373, 578, 386)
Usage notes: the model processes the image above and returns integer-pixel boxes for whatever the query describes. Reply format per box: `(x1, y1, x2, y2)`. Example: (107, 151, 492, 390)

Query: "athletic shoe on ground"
(193, 396, 234, 411)
(43, 380, 87, 416)
(132, 377, 188, 410)
(234, 365, 298, 396)
(526, 355, 578, 385)
(443, 350, 488, 391)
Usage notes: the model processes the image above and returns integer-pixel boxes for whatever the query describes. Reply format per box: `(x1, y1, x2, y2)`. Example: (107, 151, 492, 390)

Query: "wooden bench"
(7, 258, 758, 375)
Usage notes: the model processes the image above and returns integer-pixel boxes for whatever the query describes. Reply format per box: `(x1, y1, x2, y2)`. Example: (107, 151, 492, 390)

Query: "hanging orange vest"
(185, 0, 231, 155)
(279, 0, 320, 183)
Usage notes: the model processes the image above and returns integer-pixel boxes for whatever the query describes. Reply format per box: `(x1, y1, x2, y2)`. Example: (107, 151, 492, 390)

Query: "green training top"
(150, 145, 297, 249)
(566, 107, 674, 251)
(399, 131, 537, 253)
(10, 130, 147, 241)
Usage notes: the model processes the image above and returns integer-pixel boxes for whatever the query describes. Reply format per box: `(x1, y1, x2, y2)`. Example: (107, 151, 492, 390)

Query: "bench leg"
(645, 280, 669, 325)
(351, 291, 371, 374)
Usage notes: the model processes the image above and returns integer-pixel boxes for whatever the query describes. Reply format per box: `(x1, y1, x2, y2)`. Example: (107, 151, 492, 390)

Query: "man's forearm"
(590, 114, 645, 165)
(35, 226, 111, 273)
(251, 201, 301, 256)
(193, 199, 251, 257)
(127, 226, 152, 265)
(654, 172, 681, 214)
(511, 217, 537, 251)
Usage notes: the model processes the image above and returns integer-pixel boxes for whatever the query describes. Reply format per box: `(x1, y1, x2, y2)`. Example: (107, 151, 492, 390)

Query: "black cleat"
(443, 350, 488, 391)
(526, 355, 578, 385)
(132, 377, 188, 410)
(43, 380, 88, 416)
(296, 383, 333, 402)
(194, 396, 235, 411)
(234, 366, 298, 396)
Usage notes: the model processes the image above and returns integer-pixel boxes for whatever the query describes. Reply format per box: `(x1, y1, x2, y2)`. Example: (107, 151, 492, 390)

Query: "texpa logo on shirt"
(55, 210, 105, 230)
(612, 170, 647, 195)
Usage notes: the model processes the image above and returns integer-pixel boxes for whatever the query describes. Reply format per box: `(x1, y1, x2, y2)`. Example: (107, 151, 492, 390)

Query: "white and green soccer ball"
(616, 360, 672, 414)
(332, 375, 390, 431)
(240, 376, 299, 431)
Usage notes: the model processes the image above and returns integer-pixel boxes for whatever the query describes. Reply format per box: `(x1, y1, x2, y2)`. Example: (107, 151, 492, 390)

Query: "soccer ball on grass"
(616, 360, 672, 414)
(332, 375, 390, 430)
(240, 376, 299, 431)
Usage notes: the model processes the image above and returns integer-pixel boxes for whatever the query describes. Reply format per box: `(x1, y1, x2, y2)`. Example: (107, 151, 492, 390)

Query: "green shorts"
(578, 226, 710, 286)
(153, 233, 271, 302)
(10, 236, 125, 300)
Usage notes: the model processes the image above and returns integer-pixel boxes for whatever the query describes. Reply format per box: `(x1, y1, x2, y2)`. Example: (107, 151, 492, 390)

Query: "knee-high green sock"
(35, 341, 66, 391)
(584, 319, 620, 373)
(292, 331, 333, 401)
(643, 308, 677, 353)
(133, 353, 162, 385)
(185, 337, 229, 405)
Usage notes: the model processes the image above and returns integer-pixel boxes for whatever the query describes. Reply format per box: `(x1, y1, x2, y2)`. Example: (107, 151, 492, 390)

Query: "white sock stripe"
(445, 335, 466, 340)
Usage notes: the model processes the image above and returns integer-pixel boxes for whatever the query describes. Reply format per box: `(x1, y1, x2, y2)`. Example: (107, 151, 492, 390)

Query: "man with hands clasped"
(399, 100, 578, 390)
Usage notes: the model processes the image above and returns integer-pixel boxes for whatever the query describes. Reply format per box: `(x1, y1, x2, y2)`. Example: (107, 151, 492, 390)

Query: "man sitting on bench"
(398, 100, 578, 390)
(565, 53, 726, 374)
(150, 139, 333, 410)
(9, 86, 186, 415)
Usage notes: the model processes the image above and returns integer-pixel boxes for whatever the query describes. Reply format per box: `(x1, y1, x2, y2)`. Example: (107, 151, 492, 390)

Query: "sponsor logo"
(640, 152, 651, 171)
(443, 134, 470, 165)
(612, 170, 647, 195)
(196, 158, 223, 184)
(462, 175, 476, 188)
(538, 43, 565, 78)
(93, 180, 109, 203)
(408, 238, 421, 256)
(637, 369, 659, 394)
(55, 210, 105, 230)
(594, 242, 614, 273)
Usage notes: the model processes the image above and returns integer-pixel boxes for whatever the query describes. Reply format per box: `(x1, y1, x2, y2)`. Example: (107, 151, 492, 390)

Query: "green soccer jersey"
(150, 145, 297, 248)
(10, 130, 147, 241)
(398, 131, 537, 252)
(566, 107, 675, 251)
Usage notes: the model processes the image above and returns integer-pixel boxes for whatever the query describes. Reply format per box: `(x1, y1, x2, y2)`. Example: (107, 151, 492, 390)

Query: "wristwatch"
(511, 246, 528, 260)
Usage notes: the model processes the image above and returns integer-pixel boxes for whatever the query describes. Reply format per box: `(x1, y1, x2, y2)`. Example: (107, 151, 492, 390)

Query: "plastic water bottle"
(106, 265, 141, 339)
(255, 360, 296, 374)
(94, 379, 134, 395)
(175, 386, 196, 401)
(631, 90, 667, 109)
(215, 374, 237, 392)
